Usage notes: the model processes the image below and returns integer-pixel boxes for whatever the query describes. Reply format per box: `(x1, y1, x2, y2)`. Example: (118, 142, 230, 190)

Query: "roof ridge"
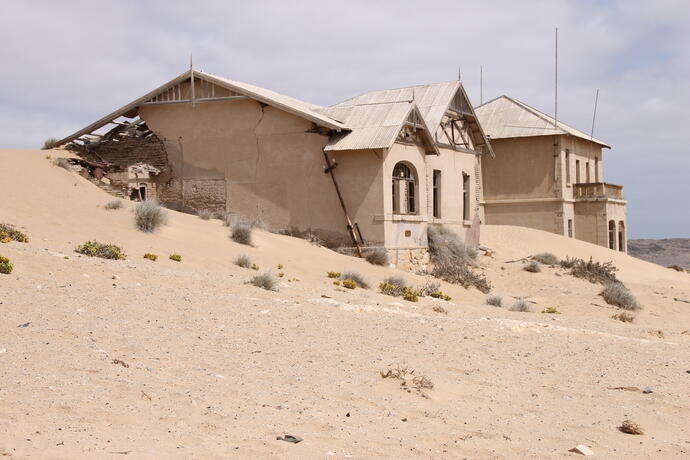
(330, 80, 459, 107)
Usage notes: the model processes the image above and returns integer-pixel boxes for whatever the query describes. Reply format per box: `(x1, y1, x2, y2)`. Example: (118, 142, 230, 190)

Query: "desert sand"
(1, 149, 689, 459)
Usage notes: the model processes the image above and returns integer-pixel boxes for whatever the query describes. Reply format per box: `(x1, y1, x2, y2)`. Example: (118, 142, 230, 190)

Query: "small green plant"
(169, 253, 182, 262)
(250, 272, 278, 291)
(197, 209, 213, 220)
(278, 272, 285, 278)
(532, 252, 559, 265)
(0, 224, 29, 243)
(0, 255, 13, 274)
(231, 223, 253, 246)
(75, 241, 126, 260)
(42, 137, 59, 150)
(333, 280, 341, 286)
(277, 264, 284, 270)
(429, 291, 452, 301)
(601, 282, 640, 311)
(235, 254, 252, 268)
(342, 279, 357, 289)
(104, 200, 123, 210)
(379, 276, 406, 296)
(402, 286, 420, 302)
(541, 306, 561, 314)
(135, 200, 168, 232)
(486, 294, 503, 307)
(327, 271, 341, 278)
(524, 260, 542, 273)
(510, 298, 531, 312)
(251, 263, 259, 271)
(364, 247, 389, 266)
(143, 253, 158, 261)
(340, 271, 369, 289)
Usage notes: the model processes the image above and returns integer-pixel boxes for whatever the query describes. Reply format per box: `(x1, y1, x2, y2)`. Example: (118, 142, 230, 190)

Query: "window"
(595, 157, 599, 182)
(618, 221, 625, 252)
(565, 149, 571, 184)
(568, 219, 573, 238)
(432, 170, 441, 218)
(608, 220, 616, 250)
(575, 159, 581, 183)
(586, 162, 590, 183)
(462, 172, 470, 221)
(392, 162, 418, 215)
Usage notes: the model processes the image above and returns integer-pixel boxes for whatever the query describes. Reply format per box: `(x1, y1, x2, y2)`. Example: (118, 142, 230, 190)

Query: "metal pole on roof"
(480, 65, 483, 105)
(554, 27, 558, 128)
(590, 89, 599, 140)
(190, 53, 196, 108)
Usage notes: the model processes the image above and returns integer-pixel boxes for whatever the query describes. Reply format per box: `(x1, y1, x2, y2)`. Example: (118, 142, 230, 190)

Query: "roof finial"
(458, 67, 462, 81)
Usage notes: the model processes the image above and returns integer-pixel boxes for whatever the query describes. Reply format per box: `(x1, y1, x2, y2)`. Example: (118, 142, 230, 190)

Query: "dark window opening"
(618, 221, 625, 252)
(568, 219, 573, 237)
(462, 172, 470, 221)
(608, 220, 616, 250)
(576, 159, 581, 183)
(432, 169, 441, 218)
(392, 162, 418, 215)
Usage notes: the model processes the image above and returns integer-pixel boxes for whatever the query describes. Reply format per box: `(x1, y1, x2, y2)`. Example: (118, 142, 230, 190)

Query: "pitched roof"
(318, 102, 438, 153)
(55, 70, 347, 146)
(475, 95, 610, 148)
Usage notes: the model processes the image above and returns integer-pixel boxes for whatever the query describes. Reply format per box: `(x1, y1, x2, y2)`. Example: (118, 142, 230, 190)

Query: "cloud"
(0, 0, 687, 237)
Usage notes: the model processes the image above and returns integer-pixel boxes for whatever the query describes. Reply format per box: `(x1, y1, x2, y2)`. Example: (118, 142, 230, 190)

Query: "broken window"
(392, 162, 418, 215)
(462, 172, 470, 221)
(432, 170, 441, 218)
(608, 220, 616, 250)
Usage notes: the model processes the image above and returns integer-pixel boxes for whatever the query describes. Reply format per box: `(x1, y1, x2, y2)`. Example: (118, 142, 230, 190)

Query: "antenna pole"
(458, 67, 461, 81)
(554, 27, 558, 128)
(590, 89, 599, 140)
(190, 53, 196, 108)
(480, 65, 483, 104)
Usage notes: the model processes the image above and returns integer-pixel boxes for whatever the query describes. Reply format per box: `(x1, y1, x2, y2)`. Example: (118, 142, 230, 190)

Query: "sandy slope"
(1, 149, 689, 459)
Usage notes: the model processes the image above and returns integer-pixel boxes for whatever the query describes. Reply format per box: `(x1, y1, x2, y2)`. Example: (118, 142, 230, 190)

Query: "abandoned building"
(475, 95, 627, 252)
(55, 69, 493, 269)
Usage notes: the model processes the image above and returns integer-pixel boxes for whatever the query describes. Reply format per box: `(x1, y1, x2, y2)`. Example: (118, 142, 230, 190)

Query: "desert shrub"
(326, 271, 341, 278)
(278, 272, 285, 278)
(561, 257, 618, 284)
(42, 138, 59, 150)
(429, 290, 452, 301)
(340, 271, 369, 289)
(53, 158, 72, 170)
(364, 247, 389, 266)
(510, 298, 531, 312)
(600, 282, 640, 310)
(143, 253, 158, 261)
(231, 223, 253, 246)
(427, 225, 490, 293)
(333, 280, 341, 286)
(402, 286, 420, 302)
(524, 260, 542, 273)
(277, 264, 284, 269)
(532, 252, 559, 265)
(250, 272, 278, 291)
(379, 276, 407, 296)
(169, 253, 182, 262)
(668, 264, 686, 272)
(75, 241, 126, 260)
(197, 209, 213, 220)
(486, 294, 503, 307)
(380, 366, 434, 392)
(0, 224, 29, 243)
(235, 254, 252, 268)
(251, 263, 259, 271)
(417, 280, 440, 296)
(612, 311, 635, 323)
(104, 200, 123, 210)
(541, 306, 561, 314)
(134, 200, 168, 232)
(432, 305, 448, 314)
(0, 255, 13, 274)
(342, 279, 357, 289)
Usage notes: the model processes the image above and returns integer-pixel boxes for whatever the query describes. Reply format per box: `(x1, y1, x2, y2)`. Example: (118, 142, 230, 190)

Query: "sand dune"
(1, 149, 689, 459)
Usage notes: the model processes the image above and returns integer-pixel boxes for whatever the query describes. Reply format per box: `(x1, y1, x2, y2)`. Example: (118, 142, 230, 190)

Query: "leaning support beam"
(322, 150, 363, 257)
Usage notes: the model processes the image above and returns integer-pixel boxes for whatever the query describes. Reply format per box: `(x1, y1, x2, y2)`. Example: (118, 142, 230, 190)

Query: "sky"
(1, 0, 688, 238)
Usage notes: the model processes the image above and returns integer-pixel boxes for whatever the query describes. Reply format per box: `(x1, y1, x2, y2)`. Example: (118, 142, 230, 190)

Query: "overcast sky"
(1, 0, 688, 238)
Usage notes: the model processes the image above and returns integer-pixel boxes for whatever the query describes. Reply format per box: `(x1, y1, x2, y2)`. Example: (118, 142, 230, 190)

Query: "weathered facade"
(475, 96, 627, 252)
(56, 70, 492, 268)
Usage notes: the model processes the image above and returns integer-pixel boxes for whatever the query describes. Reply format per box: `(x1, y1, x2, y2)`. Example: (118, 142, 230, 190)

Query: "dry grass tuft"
(134, 201, 168, 232)
(618, 420, 643, 435)
(510, 298, 531, 312)
(612, 311, 635, 323)
(340, 271, 369, 289)
(364, 247, 389, 266)
(561, 257, 618, 284)
(524, 260, 542, 273)
(532, 252, 559, 265)
(104, 200, 123, 210)
(250, 272, 278, 291)
(427, 225, 490, 293)
(42, 138, 59, 150)
(432, 305, 448, 314)
(486, 294, 503, 307)
(601, 282, 641, 311)
(197, 209, 213, 220)
(234, 254, 252, 269)
(230, 223, 253, 246)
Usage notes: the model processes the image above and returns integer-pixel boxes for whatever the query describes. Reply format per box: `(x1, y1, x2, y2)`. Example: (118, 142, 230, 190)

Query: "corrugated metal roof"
(318, 102, 421, 151)
(475, 95, 610, 148)
(331, 81, 460, 133)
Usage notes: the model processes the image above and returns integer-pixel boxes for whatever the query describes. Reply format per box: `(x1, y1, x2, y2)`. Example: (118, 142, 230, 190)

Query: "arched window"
(392, 162, 418, 215)
(618, 221, 625, 252)
(608, 220, 616, 250)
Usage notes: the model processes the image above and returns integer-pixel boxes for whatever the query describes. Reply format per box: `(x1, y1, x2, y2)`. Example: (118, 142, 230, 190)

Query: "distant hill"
(628, 238, 690, 270)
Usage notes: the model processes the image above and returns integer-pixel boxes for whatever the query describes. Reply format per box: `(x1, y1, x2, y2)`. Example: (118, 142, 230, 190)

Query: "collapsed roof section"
(330, 80, 494, 156)
(475, 95, 611, 149)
